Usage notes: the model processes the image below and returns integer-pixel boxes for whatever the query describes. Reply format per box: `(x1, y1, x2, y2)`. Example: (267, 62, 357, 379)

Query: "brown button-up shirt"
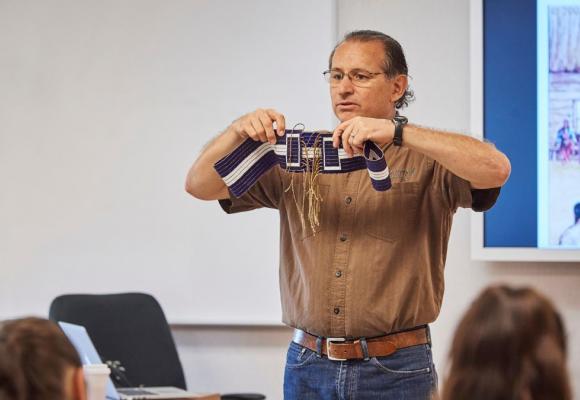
(219, 144, 499, 338)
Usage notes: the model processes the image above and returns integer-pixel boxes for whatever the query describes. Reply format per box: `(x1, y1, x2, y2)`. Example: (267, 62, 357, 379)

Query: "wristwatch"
(392, 115, 408, 147)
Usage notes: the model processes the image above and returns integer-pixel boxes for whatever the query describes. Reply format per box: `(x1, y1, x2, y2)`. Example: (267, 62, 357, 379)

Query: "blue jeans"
(283, 341, 438, 400)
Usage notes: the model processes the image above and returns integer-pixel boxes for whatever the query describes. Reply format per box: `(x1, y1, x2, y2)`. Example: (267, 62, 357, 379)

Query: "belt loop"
(359, 337, 370, 361)
(315, 336, 323, 358)
(425, 325, 432, 346)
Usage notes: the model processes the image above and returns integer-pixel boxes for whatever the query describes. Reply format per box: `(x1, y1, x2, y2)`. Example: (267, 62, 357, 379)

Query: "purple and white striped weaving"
(214, 130, 392, 197)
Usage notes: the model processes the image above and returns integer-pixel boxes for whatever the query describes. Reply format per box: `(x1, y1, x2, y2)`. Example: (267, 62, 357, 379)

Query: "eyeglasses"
(322, 69, 387, 87)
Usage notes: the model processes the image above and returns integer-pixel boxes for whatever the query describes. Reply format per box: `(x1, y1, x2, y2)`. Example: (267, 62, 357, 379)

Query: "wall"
(0, 0, 334, 325)
(173, 1, 580, 399)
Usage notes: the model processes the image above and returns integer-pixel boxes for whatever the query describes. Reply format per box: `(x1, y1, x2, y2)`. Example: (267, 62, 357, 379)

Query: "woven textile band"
(214, 130, 392, 197)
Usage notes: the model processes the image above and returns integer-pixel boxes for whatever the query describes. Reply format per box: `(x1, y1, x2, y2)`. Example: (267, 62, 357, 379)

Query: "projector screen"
(470, 0, 580, 261)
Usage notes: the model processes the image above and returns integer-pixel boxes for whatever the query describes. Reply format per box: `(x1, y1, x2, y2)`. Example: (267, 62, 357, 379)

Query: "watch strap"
(393, 116, 407, 147)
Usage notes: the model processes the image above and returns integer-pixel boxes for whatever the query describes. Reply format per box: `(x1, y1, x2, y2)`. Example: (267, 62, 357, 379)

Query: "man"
(186, 30, 510, 399)
(559, 202, 580, 246)
(0, 317, 86, 400)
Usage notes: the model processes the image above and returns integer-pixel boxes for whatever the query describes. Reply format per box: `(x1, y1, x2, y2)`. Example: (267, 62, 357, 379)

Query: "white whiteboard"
(0, 0, 336, 324)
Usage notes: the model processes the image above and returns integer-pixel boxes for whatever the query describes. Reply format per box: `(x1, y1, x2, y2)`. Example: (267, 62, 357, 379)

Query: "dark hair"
(0, 317, 82, 400)
(328, 29, 414, 109)
(574, 202, 580, 223)
(441, 285, 571, 400)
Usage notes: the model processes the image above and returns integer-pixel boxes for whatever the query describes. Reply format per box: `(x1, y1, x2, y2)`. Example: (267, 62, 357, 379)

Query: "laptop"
(59, 321, 215, 400)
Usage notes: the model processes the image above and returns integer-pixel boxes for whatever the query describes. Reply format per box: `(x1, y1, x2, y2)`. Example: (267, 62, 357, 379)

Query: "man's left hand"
(332, 117, 394, 157)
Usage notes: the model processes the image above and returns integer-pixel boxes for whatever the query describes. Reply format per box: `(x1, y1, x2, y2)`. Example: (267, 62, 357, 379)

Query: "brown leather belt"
(292, 326, 429, 361)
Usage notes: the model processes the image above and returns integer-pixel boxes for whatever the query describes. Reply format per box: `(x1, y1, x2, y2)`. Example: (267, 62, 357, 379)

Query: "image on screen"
(477, 0, 580, 259)
(538, 0, 580, 248)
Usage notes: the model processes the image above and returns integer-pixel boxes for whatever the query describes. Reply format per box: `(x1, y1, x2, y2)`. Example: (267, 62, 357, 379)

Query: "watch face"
(394, 116, 408, 124)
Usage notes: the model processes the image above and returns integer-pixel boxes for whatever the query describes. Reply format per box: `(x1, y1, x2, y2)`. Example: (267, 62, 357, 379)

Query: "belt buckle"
(326, 337, 347, 361)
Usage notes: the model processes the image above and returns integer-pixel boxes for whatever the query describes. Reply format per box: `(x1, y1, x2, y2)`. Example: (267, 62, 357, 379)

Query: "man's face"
(330, 40, 406, 122)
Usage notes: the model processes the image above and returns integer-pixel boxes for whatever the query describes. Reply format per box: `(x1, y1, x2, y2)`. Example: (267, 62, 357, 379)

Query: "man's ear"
(72, 367, 87, 400)
(390, 74, 408, 104)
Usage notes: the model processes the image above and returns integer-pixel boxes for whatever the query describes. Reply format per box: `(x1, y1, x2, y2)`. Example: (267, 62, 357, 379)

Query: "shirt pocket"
(362, 182, 419, 242)
(284, 184, 331, 240)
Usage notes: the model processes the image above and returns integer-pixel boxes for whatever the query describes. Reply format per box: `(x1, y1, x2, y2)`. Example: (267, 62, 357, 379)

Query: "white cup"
(83, 364, 111, 400)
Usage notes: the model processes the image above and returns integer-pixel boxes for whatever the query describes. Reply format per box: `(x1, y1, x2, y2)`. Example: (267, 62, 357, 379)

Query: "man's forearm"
(185, 128, 245, 200)
(403, 124, 511, 189)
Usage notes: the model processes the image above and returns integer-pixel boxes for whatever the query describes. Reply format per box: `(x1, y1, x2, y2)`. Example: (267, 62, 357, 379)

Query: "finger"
(267, 109, 286, 136)
(258, 111, 276, 144)
(342, 124, 356, 157)
(332, 127, 343, 148)
(351, 127, 365, 148)
(347, 127, 359, 157)
(243, 122, 259, 141)
(352, 143, 364, 155)
(348, 125, 363, 155)
(250, 117, 268, 142)
(348, 132, 357, 151)
(333, 120, 349, 148)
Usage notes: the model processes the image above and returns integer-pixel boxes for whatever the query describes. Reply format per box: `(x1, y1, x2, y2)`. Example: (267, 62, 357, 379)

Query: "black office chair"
(49, 292, 186, 389)
(49, 292, 265, 400)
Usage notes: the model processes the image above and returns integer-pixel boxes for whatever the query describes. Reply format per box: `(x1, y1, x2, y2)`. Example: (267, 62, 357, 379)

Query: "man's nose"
(337, 76, 355, 95)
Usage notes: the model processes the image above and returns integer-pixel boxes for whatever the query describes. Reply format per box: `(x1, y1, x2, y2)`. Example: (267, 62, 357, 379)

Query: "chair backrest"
(49, 292, 186, 390)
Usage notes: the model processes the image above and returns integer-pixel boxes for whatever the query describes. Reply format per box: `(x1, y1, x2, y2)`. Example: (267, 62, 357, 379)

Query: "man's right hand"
(185, 108, 286, 201)
(228, 109, 286, 145)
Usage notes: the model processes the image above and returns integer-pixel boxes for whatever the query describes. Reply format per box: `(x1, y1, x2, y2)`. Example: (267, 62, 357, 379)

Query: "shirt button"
(334, 307, 340, 315)
(339, 234, 347, 242)
(335, 270, 342, 278)
(345, 196, 352, 205)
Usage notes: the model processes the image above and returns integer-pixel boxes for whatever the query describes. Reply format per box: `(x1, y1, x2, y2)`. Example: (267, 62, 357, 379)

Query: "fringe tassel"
(284, 129, 324, 236)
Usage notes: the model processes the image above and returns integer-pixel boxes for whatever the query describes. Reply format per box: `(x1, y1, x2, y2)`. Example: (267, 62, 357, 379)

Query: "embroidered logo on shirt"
(390, 167, 416, 182)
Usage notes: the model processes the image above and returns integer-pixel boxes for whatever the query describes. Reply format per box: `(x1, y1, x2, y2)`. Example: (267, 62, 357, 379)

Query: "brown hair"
(441, 285, 571, 400)
(328, 29, 415, 109)
(0, 317, 82, 400)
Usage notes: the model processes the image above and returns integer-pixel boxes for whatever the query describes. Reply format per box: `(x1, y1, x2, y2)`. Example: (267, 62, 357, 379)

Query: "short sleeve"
(432, 160, 500, 212)
(470, 187, 501, 212)
(218, 166, 284, 214)
(432, 160, 473, 211)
